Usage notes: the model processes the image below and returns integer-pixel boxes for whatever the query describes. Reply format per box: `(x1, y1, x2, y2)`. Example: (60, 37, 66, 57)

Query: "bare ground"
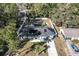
(54, 26, 69, 56)
(16, 42, 48, 56)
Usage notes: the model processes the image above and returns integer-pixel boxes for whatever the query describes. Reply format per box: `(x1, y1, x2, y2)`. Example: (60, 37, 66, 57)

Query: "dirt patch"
(54, 37, 68, 56)
(16, 42, 48, 56)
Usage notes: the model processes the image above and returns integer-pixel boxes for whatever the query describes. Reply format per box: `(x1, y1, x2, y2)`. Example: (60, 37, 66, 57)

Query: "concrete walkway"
(47, 40, 58, 56)
(45, 19, 58, 56)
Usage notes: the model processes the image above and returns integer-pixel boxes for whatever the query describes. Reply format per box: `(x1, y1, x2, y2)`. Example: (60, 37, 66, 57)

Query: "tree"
(0, 4, 18, 55)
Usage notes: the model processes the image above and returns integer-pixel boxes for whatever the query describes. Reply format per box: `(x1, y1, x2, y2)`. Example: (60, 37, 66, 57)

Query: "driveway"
(47, 40, 58, 56)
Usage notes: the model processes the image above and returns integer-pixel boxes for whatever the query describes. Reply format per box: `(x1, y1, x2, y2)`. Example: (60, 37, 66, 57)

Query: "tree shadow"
(25, 44, 36, 54)
(17, 39, 29, 49)
(38, 45, 49, 55)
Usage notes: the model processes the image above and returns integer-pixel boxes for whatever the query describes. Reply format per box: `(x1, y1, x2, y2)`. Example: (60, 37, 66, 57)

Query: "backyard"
(16, 42, 48, 56)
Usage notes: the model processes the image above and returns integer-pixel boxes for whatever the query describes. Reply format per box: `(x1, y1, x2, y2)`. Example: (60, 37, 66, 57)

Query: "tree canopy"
(0, 3, 79, 56)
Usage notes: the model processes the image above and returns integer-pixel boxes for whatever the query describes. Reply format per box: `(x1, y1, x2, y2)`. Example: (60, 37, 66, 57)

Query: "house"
(17, 18, 57, 42)
(18, 25, 56, 42)
(60, 28, 79, 40)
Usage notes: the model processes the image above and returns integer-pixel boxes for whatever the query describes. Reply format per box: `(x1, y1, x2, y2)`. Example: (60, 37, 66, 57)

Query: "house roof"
(18, 26, 56, 41)
(61, 28, 79, 38)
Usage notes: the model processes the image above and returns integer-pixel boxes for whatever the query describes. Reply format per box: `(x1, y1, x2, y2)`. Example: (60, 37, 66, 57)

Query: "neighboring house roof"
(61, 28, 79, 39)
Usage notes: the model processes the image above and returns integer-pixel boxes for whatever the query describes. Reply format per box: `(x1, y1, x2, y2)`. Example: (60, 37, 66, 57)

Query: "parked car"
(71, 44, 79, 52)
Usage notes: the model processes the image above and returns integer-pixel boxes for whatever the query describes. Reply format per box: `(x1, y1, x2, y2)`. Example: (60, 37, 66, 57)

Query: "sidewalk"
(47, 40, 58, 56)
